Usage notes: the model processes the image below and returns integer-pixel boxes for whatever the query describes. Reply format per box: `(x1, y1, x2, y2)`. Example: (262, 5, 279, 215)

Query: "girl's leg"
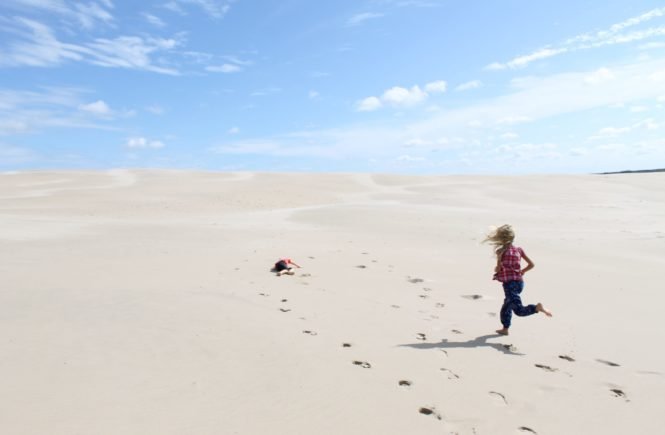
(536, 303, 553, 317)
(499, 299, 512, 330)
(507, 281, 538, 318)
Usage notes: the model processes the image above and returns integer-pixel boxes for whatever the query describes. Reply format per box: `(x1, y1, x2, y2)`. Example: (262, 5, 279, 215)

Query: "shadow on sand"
(399, 334, 525, 356)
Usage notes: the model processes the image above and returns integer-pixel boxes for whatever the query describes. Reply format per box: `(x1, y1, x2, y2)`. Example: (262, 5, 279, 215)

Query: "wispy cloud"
(0, 143, 35, 164)
(455, 80, 482, 91)
(0, 87, 116, 135)
(206, 63, 241, 73)
(143, 13, 167, 27)
(0, 18, 182, 74)
(589, 118, 658, 140)
(3, 0, 115, 30)
(164, 0, 234, 19)
(347, 12, 384, 26)
(250, 87, 282, 97)
(487, 7, 665, 69)
(125, 137, 165, 149)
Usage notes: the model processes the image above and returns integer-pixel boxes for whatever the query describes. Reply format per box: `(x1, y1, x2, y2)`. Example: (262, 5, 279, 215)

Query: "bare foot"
(536, 303, 552, 317)
(496, 328, 509, 335)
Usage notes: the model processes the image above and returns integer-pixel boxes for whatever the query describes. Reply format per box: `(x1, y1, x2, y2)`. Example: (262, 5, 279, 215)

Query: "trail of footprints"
(259, 266, 636, 430)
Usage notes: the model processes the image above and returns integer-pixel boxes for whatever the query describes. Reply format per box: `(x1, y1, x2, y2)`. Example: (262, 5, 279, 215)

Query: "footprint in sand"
(423, 287, 432, 292)
(610, 388, 628, 400)
(391, 305, 401, 309)
(259, 292, 270, 297)
(518, 426, 537, 434)
(489, 391, 508, 405)
(502, 344, 518, 352)
(418, 294, 429, 299)
(279, 308, 291, 313)
(462, 294, 483, 300)
(342, 343, 352, 348)
(488, 312, 497, 317)
(418, 407, 442, 420)
(435, 303, 445, 308)
(355, 265, 367, 269)
(440, 368, 460, 379)
(408, 277, 425, 284)
(597, 359, 620, 367)
(398, 380, 412, 387)
(535, 364, 558, 372)
(352, 360, 371, 368)
(302, 330, 317, 336)
(416, 333, 427, 341)
(281, 299, 288, 302)
(451, 329, 463, 334)
(559, 355, 575, 362)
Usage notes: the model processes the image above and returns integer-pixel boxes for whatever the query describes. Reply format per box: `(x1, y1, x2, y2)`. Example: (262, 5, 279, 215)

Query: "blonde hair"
(483, 224, 515, 257)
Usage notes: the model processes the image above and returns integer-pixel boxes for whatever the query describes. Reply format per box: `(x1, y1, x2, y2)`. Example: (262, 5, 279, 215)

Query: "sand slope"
(1, 170, 663, 434)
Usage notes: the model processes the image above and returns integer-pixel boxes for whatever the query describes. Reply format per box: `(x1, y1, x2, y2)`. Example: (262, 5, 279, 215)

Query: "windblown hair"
(483, 224, 515, 257)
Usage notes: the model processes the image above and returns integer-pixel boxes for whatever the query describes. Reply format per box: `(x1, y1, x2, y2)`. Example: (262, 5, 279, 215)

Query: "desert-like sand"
(1, 170, 663, 434)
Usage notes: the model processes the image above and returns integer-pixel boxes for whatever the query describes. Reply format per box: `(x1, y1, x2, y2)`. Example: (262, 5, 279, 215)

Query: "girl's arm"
(521, 252, 535, 275)
(291, 262, 301, 268)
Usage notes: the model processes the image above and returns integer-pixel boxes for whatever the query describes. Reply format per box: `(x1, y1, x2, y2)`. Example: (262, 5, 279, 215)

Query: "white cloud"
(125, 137, 165, 149)
(0, 87, 115, 134)
(206, 63, 242, 73)
(593, 126, 632, 138)
(78, 100, 111, 116)
(347, 12, 384, 26)
(3, 0, 115, 30)
(144, 13, 166, 27)
(639, 41, 665, 50)
(382, 85, 428, 107)
(356, 96, 382, 112)
(250, 87, 282, 97)
(584, 67, 615, 85)
(0, 18, 181, 74)
(629, 105, 648, 112)
(403, 138, 430, 147)
(146, 105, 165, 115)
(500, 132, 519, 140)
(308, 90, 320, 99)
(497, 115, 531, 125)
(396, 154, 425, 162)
(455, 80, 482, 91)
(228, 127, 239, 134)
(589, 117, 660, 140)
(356, 80, 448, 112)
(0, 143, 35, 164)
(488, 47, 567, 70)
(487, 7, 665, 70)
(425, 80, 447, 93)
(166, 0, 233, 19)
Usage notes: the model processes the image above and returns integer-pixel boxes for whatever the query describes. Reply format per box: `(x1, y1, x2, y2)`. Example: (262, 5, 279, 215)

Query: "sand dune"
(0, 170, 663, 434)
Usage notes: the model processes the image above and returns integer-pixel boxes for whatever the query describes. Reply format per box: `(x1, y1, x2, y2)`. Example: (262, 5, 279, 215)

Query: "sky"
(1, 0, 665, 174)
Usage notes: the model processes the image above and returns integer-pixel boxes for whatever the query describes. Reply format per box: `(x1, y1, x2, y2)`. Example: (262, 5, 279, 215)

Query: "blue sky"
(1, 0, 665, 174)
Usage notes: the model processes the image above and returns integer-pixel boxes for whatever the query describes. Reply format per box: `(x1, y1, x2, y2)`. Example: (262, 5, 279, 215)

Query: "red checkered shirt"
(493, 245, 524, 282)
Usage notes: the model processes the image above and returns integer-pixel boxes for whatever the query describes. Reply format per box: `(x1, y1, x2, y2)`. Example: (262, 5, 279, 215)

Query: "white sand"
(1, 170, 663, 434)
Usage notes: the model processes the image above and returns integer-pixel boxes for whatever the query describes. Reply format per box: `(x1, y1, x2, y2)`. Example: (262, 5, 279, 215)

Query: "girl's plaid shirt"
(493, 245, 524, 283)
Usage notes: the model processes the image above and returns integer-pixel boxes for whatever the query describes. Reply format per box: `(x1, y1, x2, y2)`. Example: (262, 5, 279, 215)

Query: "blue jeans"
(500, 280, 537, 328)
